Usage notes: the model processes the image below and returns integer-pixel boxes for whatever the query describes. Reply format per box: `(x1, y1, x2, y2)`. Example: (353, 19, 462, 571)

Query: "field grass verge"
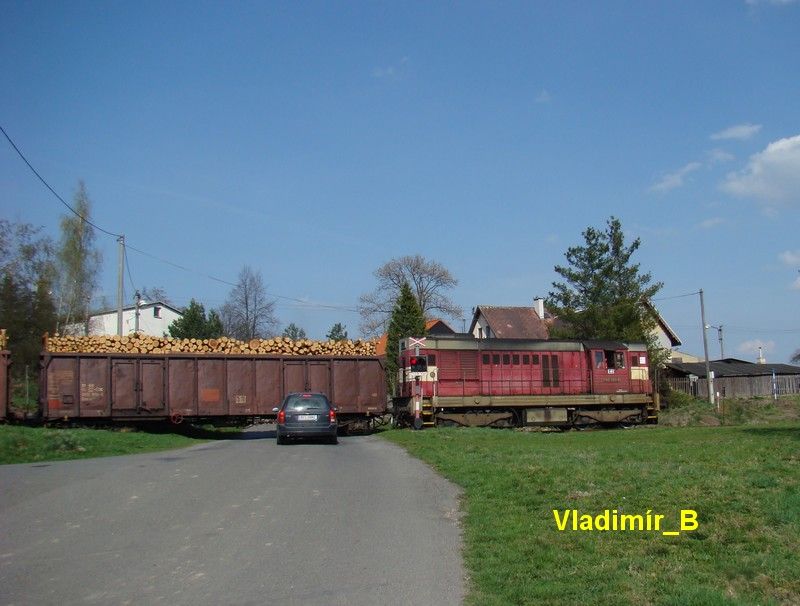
(382, 423, 800, 605)
(0, 424, 239, 465)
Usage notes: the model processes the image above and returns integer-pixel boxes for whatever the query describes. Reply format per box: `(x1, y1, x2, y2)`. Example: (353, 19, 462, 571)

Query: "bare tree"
(140, 286, 172, 306)
(56, 182, 102, 334)
(358, 254, 462, 337)
(220, 266, 279, 339)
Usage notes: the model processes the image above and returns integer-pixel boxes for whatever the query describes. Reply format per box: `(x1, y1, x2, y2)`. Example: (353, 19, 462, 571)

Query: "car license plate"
(298, 414, 317, 421)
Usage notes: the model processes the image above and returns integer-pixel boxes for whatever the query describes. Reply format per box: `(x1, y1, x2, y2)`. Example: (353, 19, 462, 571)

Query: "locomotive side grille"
(460, 352, 479, 380)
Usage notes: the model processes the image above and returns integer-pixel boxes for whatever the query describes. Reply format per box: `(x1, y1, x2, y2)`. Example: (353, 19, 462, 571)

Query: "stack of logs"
(44, 333, 378, 357)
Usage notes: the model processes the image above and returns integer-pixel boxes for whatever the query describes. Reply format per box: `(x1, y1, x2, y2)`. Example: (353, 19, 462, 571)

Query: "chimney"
(757, 346, 766, 365)
(533, 297, 545, 319)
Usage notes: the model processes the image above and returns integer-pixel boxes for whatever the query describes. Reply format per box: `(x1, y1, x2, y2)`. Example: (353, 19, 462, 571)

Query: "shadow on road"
(238, 427, 277, 440)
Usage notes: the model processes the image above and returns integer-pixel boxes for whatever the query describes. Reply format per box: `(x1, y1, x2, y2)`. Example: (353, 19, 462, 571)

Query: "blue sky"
(2, 1, 798, 362)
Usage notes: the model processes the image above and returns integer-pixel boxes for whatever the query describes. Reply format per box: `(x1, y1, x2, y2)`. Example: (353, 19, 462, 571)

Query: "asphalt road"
(0, 426, 465, 605)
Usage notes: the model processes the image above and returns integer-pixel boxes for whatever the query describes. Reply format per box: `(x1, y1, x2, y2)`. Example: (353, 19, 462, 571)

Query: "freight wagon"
(394, 336, 656, 428)
(40, 352, 387, 432)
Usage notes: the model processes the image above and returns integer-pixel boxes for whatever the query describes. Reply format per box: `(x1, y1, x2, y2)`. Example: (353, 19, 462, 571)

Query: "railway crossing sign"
(408, 337, 426, 348)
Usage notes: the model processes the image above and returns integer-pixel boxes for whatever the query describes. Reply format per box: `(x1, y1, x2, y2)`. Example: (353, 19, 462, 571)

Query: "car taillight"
(277, 410, 285, 424)
(329, 408, 336, 423)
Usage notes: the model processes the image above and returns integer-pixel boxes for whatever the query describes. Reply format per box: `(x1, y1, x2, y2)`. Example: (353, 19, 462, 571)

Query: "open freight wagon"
(40, 352, 387, 431)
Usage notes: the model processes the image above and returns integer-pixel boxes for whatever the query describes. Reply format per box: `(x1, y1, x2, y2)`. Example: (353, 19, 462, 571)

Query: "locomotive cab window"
(409, 356, 428, 372)
(596, 350, 626, 369)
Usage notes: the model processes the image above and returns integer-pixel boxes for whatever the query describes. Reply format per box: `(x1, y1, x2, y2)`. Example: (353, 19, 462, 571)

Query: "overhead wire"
(3, 125, 361, 314)
(1, 125, 122, 239)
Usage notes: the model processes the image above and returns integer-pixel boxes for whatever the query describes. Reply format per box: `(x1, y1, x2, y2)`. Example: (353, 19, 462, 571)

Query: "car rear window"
(284, 394, 329, 411)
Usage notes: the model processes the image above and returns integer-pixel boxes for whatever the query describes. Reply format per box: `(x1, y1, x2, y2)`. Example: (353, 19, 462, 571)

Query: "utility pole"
(117, 235, 124, 336)
(134, 290, 141, 333)
(707, 324, 724, 359)
(699, 289, 714, 406)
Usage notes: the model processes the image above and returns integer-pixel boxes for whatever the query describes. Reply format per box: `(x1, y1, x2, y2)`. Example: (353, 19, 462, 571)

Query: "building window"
(482, 354, 490, 365)
(502, 354, 510, 365)
(153, 306, 161, 319)
(478, 327, 483, 339)
(512, 354, 519, 365)
(492, 354, 500, 365)
(523, 355, 530, 365)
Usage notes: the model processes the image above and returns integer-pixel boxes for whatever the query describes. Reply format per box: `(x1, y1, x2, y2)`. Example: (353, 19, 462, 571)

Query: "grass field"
(0, 424, 237, 465)
(383, 421, 800, 605)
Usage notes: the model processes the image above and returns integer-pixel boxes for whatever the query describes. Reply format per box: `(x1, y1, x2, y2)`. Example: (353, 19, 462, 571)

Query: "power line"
(123, 245, 137, 297)
(124, 243, 237, 287)
(652, 291, 700, 302)
(1, 124, 122, 239)
(2, 125, 362, 314)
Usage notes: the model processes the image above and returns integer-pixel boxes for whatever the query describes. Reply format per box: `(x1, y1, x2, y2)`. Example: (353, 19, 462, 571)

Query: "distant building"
(468, 297, 682, 356)
(63, 301, 183, 337)
(469, 300, 551, 340)
(664, 358, 800, 398)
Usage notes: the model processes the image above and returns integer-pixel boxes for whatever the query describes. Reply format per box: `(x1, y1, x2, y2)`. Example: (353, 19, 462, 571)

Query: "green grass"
(382, 423, 800, 605)
(0, 424, 238, 465)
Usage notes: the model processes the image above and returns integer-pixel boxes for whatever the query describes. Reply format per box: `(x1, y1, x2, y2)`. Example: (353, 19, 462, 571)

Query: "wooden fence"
(666, 375, 800, 399)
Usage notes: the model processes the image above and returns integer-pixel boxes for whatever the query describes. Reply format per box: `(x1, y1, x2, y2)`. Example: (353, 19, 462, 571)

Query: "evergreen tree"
(385, 282, 426, 395)
(282, 323, 307, 340)
(547, 216, 664, 357)
(168, 299, 223, 339)
(0, 221, 57, 377)
(326, 323, 348, 341)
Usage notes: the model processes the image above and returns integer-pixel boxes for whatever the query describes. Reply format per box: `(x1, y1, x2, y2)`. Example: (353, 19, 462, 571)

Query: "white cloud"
(650, 162, 702, 193)
(737, 339, 775, 356)
(779, 250, 800, 266)
(698, 217, 725, 229)
(535, 89, 552, 104)
(372, 57, 409, 80)
(707, 148, 735, 164)
(792, 276, 800, 290)
(372, 66, 396, 79)
(721, 134, 800, 208)
(710, 123, 762, 141)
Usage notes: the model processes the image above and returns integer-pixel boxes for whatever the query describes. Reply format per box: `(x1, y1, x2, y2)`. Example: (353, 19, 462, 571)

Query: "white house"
(64, 301, 183, 337)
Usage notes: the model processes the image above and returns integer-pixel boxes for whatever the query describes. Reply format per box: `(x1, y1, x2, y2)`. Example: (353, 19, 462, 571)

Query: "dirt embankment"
(659, 394, 800, 427)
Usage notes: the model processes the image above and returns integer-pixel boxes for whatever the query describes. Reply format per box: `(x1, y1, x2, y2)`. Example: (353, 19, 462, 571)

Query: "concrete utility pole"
(117, 235, 124, 336)
(134, 290, 141, 333)
(699, 289, 714, 405)
(706, 324, 724, 359)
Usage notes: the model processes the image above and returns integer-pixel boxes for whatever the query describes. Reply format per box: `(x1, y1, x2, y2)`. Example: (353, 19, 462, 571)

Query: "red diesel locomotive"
(393, 335, 656, 428)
